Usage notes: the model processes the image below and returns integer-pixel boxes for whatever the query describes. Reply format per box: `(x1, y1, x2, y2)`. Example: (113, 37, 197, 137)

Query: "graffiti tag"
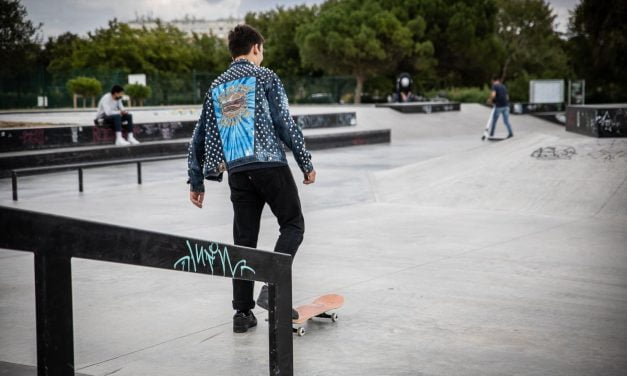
(531, 145, 577, 160)
(20, 129, 45, 145)
(173, 240, 256, 278)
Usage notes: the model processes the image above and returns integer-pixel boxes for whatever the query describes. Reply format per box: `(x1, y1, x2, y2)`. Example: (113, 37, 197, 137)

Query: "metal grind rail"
(9, 154, 187, 201)
(0, 206, 294, 375)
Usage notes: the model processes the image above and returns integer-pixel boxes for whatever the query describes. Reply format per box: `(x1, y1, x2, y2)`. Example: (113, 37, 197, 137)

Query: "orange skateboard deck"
(292, 294, 344, 336)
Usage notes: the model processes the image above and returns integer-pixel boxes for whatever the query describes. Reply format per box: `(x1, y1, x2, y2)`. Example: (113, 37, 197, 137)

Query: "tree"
(43, 32, 84, 73)
(378, 0, 441, 93)
(0, 0, 42, 101)
(124, 83, 152, 106)
(50, 19, 196, 75)
(0, 0, 41, 74)
(44, 19, 233, 105)
(495, 0, 569, 83)
(246, 5, 319, 77)
(190, 32, 230, 73)
(296, 0, 414, 103)
(387, 0, 502, 88)
(443, 1, 500, 86)
(66, 76, 102, 107)
(567, 0, 627, 102)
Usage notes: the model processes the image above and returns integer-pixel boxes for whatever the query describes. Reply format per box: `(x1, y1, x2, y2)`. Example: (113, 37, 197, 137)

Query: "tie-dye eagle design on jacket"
(187, 59, 314, 192)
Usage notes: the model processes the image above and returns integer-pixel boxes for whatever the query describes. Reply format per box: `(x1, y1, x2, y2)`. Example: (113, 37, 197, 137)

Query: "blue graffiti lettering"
(173, 240, 256, 277)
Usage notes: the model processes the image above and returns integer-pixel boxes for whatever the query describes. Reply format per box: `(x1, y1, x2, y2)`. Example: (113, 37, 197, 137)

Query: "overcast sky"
(23, 0, 580, 40)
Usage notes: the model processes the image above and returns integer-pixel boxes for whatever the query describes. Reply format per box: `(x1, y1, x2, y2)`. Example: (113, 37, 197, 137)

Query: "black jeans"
(104, 113, 133, 132)
(229, 166, 305, 311)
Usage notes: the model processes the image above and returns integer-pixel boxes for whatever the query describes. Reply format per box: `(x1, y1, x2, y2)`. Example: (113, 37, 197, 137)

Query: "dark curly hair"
(228, 24, 265, 58)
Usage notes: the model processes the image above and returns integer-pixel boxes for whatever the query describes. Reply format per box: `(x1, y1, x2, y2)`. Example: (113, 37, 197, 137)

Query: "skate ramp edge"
(371, 134, 627, 219)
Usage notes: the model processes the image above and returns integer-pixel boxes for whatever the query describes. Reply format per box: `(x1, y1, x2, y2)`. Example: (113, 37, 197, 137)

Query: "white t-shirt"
(96, 93, 125, 119)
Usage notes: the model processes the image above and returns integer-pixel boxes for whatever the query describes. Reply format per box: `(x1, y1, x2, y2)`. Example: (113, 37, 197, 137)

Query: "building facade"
(128, 16, 243, 39)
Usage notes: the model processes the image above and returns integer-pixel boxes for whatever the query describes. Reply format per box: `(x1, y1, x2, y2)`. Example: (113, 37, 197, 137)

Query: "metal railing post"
(268, 271, 294, 375)
(12, 171, 18, 201)
(137, 162, 142, 185)
(78, 168, 83, 192)
(34, 252, 75, 376)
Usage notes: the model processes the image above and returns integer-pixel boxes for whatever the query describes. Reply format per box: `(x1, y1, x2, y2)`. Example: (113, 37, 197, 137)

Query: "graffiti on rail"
(173, 240, 256, 278)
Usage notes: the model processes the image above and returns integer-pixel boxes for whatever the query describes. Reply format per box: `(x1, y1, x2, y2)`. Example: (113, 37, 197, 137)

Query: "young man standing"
(486, 76, 514, 139)
(187, 25, 316, 333)
(95, 85, 140, 146)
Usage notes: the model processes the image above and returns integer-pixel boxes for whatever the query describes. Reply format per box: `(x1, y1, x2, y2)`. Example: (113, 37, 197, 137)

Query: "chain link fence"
(0, 68, 356, 110)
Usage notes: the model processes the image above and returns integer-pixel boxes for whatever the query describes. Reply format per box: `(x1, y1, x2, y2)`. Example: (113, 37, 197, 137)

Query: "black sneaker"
(256, 285, 300, 320)
(233, 310, 257, 333)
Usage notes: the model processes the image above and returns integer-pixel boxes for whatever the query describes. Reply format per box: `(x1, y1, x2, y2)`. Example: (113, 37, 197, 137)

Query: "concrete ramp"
(371, 133, 627, 218)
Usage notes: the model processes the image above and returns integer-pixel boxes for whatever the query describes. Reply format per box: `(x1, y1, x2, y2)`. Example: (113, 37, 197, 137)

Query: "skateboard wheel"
(331, 313, 339, 322)
(296, 327, 306, 336)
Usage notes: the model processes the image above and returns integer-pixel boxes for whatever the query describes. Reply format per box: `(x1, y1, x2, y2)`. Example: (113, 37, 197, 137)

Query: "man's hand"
(190, 191, 205, 208)
(303, 170, 316, 185)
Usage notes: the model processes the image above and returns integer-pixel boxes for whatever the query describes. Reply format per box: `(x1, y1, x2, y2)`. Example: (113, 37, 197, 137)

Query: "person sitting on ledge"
(95, 85, 140, 146)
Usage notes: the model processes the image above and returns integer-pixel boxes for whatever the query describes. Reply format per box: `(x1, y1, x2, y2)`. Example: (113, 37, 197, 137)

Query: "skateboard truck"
(292, 312, 339, 336)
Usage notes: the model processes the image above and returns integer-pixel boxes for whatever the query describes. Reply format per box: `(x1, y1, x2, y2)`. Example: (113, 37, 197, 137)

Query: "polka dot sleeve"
(267, 73, 314, 174)
(187, 99, 208, 192)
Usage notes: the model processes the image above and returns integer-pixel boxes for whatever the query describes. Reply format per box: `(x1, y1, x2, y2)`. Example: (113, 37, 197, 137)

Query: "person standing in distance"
(486, 76, 514, 140)
(187, 24, 316, 333)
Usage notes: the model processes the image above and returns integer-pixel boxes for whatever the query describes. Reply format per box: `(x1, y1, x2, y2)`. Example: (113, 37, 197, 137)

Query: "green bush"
(427, 86, 491, 103)
(124, 83, 152, 106)
(66, 76, 102, 97)
(505, 74, 530, 102)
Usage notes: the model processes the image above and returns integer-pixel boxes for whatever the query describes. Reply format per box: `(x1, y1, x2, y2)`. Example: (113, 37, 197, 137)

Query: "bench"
(10, 154, 186, 201)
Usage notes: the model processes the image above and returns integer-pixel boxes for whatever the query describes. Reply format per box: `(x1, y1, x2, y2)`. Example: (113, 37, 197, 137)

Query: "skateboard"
(292, 294, 344, 336)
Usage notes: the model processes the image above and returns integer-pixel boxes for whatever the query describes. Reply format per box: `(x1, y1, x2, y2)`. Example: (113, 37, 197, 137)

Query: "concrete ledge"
(0, 140, 187, 173)
(0, 113, 357, 152)
(0, 129, 390, 174)
(510, 102, 564, 114)
(0, 121, 196, 153)
(376, 101, 460, 113)
(303, 129, 390, 150)
(566, 104, 627, 138)
(293, 112, 356, 129)
(531, 112, 566, 125)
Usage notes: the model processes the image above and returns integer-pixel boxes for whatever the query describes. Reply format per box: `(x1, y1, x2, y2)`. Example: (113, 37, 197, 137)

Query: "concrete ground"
(1, 104, 626, 375)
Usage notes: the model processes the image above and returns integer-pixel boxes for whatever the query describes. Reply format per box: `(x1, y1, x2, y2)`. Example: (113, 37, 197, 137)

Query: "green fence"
(0, 68, 356, 110)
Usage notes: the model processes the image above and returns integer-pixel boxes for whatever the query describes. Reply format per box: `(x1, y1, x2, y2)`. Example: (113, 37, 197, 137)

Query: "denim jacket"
(187, 59, 314, 192)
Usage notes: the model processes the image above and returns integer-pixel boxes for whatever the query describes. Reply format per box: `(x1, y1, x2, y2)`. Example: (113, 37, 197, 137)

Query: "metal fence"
(0, 206, 295, 375)
(0, 67, 356, 109)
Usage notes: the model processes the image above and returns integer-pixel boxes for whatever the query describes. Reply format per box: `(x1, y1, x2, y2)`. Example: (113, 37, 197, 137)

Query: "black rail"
(10, 154, 186, 201)
(0, 206, 294, 375)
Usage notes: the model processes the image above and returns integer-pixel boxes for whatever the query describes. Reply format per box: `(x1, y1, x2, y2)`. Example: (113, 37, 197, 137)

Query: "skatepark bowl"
(1, 103, 626, 375)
